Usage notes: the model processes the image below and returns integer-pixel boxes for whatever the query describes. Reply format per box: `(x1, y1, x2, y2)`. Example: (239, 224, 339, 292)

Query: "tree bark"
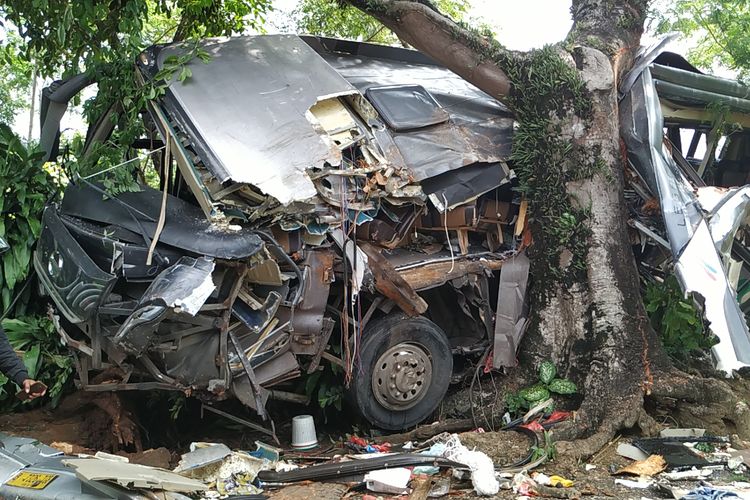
(347, 0, 669, 457)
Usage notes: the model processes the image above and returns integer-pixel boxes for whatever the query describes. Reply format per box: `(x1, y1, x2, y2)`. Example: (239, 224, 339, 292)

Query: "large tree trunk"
(347, 0, 670, 456)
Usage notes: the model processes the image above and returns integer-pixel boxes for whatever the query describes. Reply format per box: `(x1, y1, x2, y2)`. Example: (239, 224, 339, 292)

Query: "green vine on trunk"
(449, 23, 603, 300)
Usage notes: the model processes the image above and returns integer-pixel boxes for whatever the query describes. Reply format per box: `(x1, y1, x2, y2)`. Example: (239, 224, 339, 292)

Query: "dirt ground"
(0, 405, 174, 468)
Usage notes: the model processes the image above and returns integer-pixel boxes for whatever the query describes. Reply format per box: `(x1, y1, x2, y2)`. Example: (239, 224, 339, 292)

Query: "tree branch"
(344, 0, 513, 101)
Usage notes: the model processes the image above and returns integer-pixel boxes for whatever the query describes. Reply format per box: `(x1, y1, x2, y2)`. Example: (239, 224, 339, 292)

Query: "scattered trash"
(347, 435, 392, 453)
(174, 443, 232, 474)
(93, 451, 129, 463)
(252, 441, 282, 462)
(614, 478, 654, 489)
(661, 467, 714, 481)
(729, 449, 750, 468)
(428, 476, 451, 498)
(661, 428, 706, 439)
(532, 472, 574, 488)
(511, 471, 538, 496)
(257, 454, 466, 483)
(634, 438, 710, 469)
(364, 467, 411, 495)
(549, 475, 575, 488)
(410, 474, 434, 500)
(442, 434, 499, 496)
(614, 454, 667, 476)
(617, 442, 649, 461)
(63, 458, 208, 493)
(584, 464, 597, 471)
(291, 415, 318, 450)
(680, 486, 740, 499)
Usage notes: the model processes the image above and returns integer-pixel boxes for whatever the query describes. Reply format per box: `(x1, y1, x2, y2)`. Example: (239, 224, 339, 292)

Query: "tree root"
(554, 392, 652, 459)
(54, 389, 142, 453)
(556, 369, 750, 459)
(648, 369, 750, 440)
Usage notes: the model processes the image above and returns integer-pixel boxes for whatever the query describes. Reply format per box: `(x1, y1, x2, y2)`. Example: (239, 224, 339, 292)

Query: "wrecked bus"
(35, 35, 525, 433)
(33, 34, 750, 433)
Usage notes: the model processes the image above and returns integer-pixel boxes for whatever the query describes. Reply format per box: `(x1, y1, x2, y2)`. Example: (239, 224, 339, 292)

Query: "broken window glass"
(365, 85, 449, 131)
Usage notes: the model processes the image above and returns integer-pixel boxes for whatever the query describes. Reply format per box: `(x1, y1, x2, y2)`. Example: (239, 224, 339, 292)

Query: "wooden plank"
(359, 243, 428, 316)
(397, 258, 505, 291)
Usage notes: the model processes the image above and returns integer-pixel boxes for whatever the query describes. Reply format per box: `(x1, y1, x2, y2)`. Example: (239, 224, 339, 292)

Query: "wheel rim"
(371, 343, 432, 411)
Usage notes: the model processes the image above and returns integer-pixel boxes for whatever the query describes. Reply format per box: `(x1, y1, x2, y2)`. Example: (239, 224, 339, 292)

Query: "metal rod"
(201, 404, 278, 444)
(229, 330, 267, 420)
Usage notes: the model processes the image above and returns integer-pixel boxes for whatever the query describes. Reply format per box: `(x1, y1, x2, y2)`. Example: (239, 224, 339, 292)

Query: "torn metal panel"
(422, 162, 510, 212)
(109, 257, 216, 368)
(697, 186, 750, 260)
(493, 251, 530, 369)
(233, 291, 282, 334)
(619, 35, 680, 98)
(134, 257, 215, 316)
(289, 250, 334, 354)
(33, 207, 117, 325)
(305, 36, 514, 181)
(62, 458, 208, 492)
(621, 68, 703, 255)
(61, 183, 263, 260)
(621, 56, 750, 372)
(675, 221, 750, 372)
(139, 35, 358, 205)
(254, 351, 300, 386)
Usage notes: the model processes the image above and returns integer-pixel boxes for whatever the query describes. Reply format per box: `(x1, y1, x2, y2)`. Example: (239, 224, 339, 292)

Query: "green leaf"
(23, 343, 41, 379)
(548, 378, 577, 395)
(178, 66, 192, 82)
(538, 361, 557, 385)
(519, 385, 551, 403)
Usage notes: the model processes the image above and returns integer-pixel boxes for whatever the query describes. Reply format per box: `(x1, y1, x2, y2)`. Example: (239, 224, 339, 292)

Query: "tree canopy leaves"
(0, 32, 32, 125)
(654, 0, 750, 78)
(293, 0, 471, 44)
(0, 0, 272, 190)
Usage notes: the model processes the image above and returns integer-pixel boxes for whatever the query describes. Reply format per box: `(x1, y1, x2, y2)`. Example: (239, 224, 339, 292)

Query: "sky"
(469, 0, 573, 50)
(267, 0, 574, 50)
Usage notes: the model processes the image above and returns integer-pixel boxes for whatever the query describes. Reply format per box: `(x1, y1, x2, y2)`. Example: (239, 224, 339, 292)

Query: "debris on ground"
(364, 467, 411, 494)
(442, 433, 499, 495)
(5, 415, 750, 499)
(614, 454, 667, 476)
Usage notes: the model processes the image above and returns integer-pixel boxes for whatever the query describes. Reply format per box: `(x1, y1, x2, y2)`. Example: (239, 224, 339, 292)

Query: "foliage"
(304, 361, 344, 415)
(501, 46, 596, 291)
(0, 316, 74, 409)
(695, 441, 715, 453)
(644, 275, 715, 356)
(652, 0, 750, 79)
(0, 31, 33, 125)
(1, 0, 271, 192)
(530, 430, 557, 462)
(0, 124, 59, 315)
(293, 0, 471, 44)
(68, 39, 211, 195)
(505, 361, 577, 417)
